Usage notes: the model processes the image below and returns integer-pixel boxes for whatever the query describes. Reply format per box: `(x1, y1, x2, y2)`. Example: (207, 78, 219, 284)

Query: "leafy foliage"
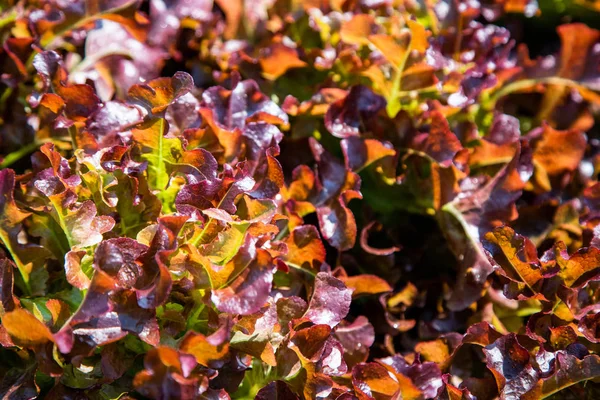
(2, 0, 600, 399)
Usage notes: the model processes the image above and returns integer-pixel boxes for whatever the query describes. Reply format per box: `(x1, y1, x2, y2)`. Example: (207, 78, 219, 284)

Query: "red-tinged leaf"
(304, 273, 353, 328)
(33, 51, 100, 119)
(64, 250, 91, 290)
(101, 342, 134, 381)
(256, 380, 299, 399)
(82, 19, 164, 102)
(62, 269, 116, 329)
(320, 336, 348, 377)
(463, 322, 504, 347)
(283, 225, 326, 272)
(35, 143, 82, 190)
(135, 216, 187, 309)
(5, 2, 600, 398)
(138, 252, 177, 310)
(522, 352, 600, 399)
(128, 72, 194, 115)
(86, 101, 144, 145)
(334, 317, 375, 368)
(360, 221, 401, 256)
(64, 200, 115, 248)
(234, 196, 277, 224)
(487, 113, 522, 145)
(3, 37, 34, 80)
(133, 346, 202, 400)
(556, 23, 600, 80)
(2, 309, 53, 348)
(241, 122, 283, 166)
(38, 0, 148, 43)
(45, 299, 70, 331)
(0, 258, 15, 313)
(529, 124, 586, 191)
(285, 165, 316, 201)
(131, 116, 185, 194)
(175, 181, 221, 220)
(180, 332, 230, 368)
(439, 143, 531, 310)
(484, 226, 545, 295)
(352, 362, 400, 400)
(201, 78, 288, 132)
(317, 197, 360, 251)
(413, 111, 463, 165)
(249, 147, 285, 199)
(211, 249, 274, 315)
(469, 136, 519, 171)
(213, 174, 256, 217)
(554, 243, 600, 288)
(230, 328, 278, 367)
(94, 237, 148, 287)
(0, 169, 49, 284)
(276, 296, 308, 329)
(579, 313, 600, 343)
(341, 137, 396, 173)
(548, 325, 578, 350)
(0, 366, 39, 399)
(56, 311, 126, 356)
(378, 355, 444, 399)
(438, 374, 473, 400)
(310, 139, 362, 250)
(414, 335, 462, 371)
(325, 86, 386, 138)
(290, 324, 332, 362)
(483, 334, 539, 399)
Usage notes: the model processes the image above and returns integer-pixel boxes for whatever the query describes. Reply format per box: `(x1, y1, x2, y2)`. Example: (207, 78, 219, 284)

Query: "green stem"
(424, 0, 439, 35)
(402, 147, 438, 164)
(186, 291, 206, 330)
(48, 196, 74, 249)
(0, 87, 13, 113)
(386, 29, 416, 117)
(68, 125, 78, 151)
(453, 14, 463, 61)
(285, 261, 317, 278)
(484, 77, 584, 110)
(0, 140, 49, 169)
(155, 118, 167, 191)
(274, 224, 289, 241)
(191, 218, 215, 247)
(0, 232, 31, 295)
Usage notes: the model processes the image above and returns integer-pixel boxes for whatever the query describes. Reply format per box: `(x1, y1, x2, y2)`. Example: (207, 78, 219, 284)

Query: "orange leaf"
(2, 309, 53, 347)
(340, 14, 376, 46)
(260, 43, 307, 80)
(180, 332, 229, 368)
(484, 226, 543, 292)
(368, 34, 407, 68)
(284, 225, 326, 271)
(532, 124, 586, 177)
(555, 242, 600, 287)
(342, 275, 392, 298)
(406, 20, 429, 53)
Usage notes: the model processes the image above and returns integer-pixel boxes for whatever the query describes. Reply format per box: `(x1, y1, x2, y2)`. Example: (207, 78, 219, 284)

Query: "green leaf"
(132, 118, 184, 209)
(204, 223, 249, 265)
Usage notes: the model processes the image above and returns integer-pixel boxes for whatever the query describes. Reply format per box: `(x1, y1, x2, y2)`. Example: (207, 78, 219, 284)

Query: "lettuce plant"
(2, 0, 600, 399)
